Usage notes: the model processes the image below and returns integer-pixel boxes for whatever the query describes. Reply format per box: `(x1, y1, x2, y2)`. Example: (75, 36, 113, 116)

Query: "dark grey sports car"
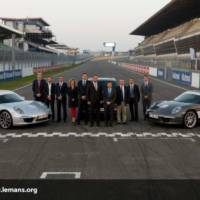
(147, 91, 200, 129)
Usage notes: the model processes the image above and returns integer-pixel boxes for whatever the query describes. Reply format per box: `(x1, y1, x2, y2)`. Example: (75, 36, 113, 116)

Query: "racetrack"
(1, 60, 200, 179)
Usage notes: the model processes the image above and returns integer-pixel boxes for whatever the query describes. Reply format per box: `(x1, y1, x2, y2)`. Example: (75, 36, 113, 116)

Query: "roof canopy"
(49, 44, 69, 50)
(0, 17, 50, 26)
(0, 23, 23, 40)
(130, 0, 200, 36)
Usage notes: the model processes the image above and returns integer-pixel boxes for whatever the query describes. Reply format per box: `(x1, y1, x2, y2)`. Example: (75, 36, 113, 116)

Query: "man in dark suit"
(87, 74, 101, 127)
(46, 76, 56, 120)
(56, 76, 68, 123)
(127, 78, 140, 122)
(103, 82, 116, 127)
(116, 80, 128, 124)
(141, 75, 153, 120)
(77, 73, 90, 125)
(32, 72, 48, 103)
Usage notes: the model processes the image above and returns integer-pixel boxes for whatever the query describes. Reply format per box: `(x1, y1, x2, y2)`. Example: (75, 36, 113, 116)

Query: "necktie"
(60, 83, 62, 90)
(121, 86, 124, 101)
(131, 85, 134, 97)
(108, 88, 111, 97)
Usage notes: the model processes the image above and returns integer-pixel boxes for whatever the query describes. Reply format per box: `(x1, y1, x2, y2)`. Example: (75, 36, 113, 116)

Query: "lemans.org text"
(0, 186, 38, 195)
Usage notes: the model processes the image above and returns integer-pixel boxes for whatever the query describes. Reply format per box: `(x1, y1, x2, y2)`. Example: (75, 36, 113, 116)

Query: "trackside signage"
(172, 70, 192, 86)
(157, 68, 165, 79)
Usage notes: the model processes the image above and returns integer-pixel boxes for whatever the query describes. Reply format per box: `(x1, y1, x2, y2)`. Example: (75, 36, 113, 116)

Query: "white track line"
(0, 132, 199, 140)
(14, 83, 32, 92)
(40, 172, 81, 179)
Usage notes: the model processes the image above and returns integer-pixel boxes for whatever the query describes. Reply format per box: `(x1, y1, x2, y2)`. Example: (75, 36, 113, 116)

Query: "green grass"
(0, 63, 82, 90)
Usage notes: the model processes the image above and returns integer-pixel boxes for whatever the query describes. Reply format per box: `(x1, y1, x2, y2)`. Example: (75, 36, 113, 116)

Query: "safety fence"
(110, 60, 200, 89)
(0, 44, 91, 81)
(129, 56, 200, 70)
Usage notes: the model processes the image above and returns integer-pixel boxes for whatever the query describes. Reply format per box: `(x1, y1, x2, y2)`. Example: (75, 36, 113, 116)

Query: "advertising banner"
(157, 68, 165, 79)
(191, 72, 200, 88)
(172, 70, 192, 86)
(0, 72, 4, 81)
(149, 67, 158, 77)
(4, 71, 13, 80)
(14, 70, 22, 78)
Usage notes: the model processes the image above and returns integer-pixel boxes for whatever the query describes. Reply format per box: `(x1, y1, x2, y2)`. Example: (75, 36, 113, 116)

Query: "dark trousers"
(47, 99, 55, 120)
(57, 99, 67, 122)
(89, 104, 100, 125)
(104, 105, 114, 126)
(77, 100, 88, 124)
(143, 99, 151, 118)
(129, 98, 139, 121)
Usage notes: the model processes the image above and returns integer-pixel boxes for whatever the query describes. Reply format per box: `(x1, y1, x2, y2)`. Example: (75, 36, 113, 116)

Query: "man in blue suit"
(103, 82, 116, 127)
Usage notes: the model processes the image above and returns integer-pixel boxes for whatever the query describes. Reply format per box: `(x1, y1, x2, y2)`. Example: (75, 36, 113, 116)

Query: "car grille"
(23, 118, 34, 123)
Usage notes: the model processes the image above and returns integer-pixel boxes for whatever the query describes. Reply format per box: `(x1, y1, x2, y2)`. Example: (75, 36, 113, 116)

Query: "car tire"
(0, 111, 13, 129)
(183, 110, 197, 129)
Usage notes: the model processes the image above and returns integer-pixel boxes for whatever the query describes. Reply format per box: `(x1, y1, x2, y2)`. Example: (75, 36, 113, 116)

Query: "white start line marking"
(40, 172, 81, 179)
(0, 132, 199, 141)
(0, 138, 9, 143)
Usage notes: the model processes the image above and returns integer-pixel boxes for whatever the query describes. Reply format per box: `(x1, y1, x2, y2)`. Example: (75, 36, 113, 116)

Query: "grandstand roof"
(130, 0, 200, 36)
(0, 23, 23, 40)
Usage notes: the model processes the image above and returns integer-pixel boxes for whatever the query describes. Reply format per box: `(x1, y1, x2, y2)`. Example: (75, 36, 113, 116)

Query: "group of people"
(32, 72, 153, 127)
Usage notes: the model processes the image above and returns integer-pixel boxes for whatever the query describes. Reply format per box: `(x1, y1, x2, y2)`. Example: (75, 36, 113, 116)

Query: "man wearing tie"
(116, 80, 128, 124)
(77, 73, 90, 125)
(141, 75, 153, 120)
(87, 74, 101, 127)
(56, 76, 68, 123)
(127, 78, 140, 122)
(32, 72, 48, 103)
(103, 82, 116, 127)
(47, 76, 56, 120)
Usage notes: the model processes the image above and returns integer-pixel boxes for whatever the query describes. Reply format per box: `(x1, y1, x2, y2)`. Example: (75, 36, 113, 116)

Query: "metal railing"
(0, 44, 91, 80)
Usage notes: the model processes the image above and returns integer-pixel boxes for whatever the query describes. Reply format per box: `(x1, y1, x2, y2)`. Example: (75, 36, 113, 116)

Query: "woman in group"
(68, 79, 78, 125)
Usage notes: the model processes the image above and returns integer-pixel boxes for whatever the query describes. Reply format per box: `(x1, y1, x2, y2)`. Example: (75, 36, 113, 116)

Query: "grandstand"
(0, 17, 55, 53)
(0, 17, 90, 81)
(130, 0, 200, 69)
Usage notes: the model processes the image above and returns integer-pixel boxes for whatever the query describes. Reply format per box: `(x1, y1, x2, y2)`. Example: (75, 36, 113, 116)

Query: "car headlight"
(150, 102, 156, 108)
(14, 107, 24, 114)
(171, 106, 182, 114)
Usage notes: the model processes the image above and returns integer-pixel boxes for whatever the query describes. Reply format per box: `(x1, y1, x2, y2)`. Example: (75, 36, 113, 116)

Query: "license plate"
(149, 113, 159, 119)
(38, 114, 48, 119)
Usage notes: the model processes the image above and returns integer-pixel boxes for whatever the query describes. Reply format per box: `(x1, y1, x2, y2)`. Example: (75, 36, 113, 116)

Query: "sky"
(1, 0, 170, 51)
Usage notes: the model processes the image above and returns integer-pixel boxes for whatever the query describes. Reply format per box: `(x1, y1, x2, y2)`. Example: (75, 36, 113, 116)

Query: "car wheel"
(184, 111, 197, 129)
(0, 111, 13, 129)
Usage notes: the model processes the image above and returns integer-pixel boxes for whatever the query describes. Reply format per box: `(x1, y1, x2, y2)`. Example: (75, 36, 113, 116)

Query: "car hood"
(2, 101, 49, 115)
(150, 100, 192, 113)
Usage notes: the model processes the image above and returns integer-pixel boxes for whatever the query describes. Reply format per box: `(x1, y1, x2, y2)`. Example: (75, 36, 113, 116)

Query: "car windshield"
(99, 80, 117, 89)
(0, 93, 23, 104)
(174, 93, 200, 104)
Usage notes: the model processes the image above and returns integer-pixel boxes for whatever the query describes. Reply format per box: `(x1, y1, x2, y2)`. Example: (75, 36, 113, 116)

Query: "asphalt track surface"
(1, 59, 200, 179)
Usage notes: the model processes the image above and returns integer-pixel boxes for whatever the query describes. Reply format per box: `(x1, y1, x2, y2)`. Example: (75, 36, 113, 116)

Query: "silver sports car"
(0, 90, 51, 129)
(147, 90, 200, 129)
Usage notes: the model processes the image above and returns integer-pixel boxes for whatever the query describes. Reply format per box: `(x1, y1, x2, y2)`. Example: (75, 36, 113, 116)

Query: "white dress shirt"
(48, 83, 52, 96)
